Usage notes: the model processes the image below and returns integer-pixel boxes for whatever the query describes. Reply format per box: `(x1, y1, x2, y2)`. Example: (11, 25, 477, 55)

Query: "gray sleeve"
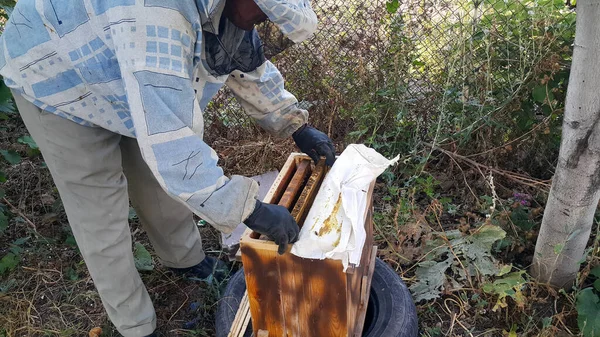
(226, 60, 308, 138)
(107, 3, 259, 233)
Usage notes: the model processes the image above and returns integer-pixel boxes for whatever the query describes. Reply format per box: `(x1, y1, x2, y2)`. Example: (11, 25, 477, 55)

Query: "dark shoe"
(170, 256, 228, 283)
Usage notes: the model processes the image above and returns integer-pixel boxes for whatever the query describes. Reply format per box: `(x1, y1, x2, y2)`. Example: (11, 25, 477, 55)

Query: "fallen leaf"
(395, 220, 431, 261)
(409, 256, 453, 302)
(577, 288, 600, 337)
(89, 327, 102, 337)
(454, 225, 506, 276)
(41, 213, 59, 224)
(40, 193, 55, 205)
(134, 242, 154, 271)
(482, 271, 527, 312)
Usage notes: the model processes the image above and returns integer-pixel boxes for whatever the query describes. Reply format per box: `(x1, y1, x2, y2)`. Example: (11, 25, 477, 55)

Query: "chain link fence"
(205, 0, 576, 173)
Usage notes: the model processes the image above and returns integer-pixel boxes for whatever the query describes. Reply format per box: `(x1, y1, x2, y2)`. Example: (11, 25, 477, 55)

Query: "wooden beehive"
(233, 153, 376, 337)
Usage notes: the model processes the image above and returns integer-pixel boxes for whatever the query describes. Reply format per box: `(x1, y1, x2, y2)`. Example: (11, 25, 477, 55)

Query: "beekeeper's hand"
(244, 200, 300, 255)
(292, 124, 336, 166)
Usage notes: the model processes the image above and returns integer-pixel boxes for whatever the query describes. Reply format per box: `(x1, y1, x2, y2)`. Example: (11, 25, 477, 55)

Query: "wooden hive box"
(236, 153, 376, 337)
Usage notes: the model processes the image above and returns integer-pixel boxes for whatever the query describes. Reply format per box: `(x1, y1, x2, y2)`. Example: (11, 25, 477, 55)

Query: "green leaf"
(409, 257, 453, 302)
(0, 278, 17, 293)
(0, 100, 14, 114)
(568, 229, 583, 242)
(133, 242, 154, 271)
(532, 86, 547, 103)
(66, 267, 79, 281)
(26, 148, 40, 158)
(12, 237, 29, 246)
(0, 253, 19, 275)
(590, 266, 600, 278)
(498, 264, 512, 276)
(0, 150, 21, 165)
(507, 324, 518, 337)
(542, 317, 552, 329)
(594, 280, 600, 292)
(532, 85, 555, 104)
(0, 188, 4, 199)
(64, 234, 77, 247)
(577, 288, 600, 336)
(0, 81, 12, 103)
(554, 243, 564, 255)
(482, 271, 527, 311)
(0, 212, 7, 233)
(454, 225, 506, 276)
(472, 30, 486, 41)
(0, 0, 16, 8)
(17, 136, 38, 150)
(386, 0, 399, 14)
(128, 207, 137, 220)
(510, 206, 536, 231)
(412, 60, 426, 67)
(9, 245, 21, 255)
(0, 170, 5, 183)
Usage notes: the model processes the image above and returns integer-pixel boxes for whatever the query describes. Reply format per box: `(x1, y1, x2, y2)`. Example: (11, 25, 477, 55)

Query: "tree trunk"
(532, 0, 600, 288)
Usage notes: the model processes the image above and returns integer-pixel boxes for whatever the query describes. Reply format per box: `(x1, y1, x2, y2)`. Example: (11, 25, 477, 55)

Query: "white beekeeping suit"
(0, 0, 318, 335)
(0, 0, 316, 232)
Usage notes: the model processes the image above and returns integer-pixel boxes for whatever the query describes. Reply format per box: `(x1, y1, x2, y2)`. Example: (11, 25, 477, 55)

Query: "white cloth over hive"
(291, 144, 399, 270)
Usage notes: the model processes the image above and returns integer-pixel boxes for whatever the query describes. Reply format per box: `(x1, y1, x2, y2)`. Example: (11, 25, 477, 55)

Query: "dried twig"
(2, 197, 39, 236)
(465, 115, 552, 158)
(423, 142, 551, 191)
(445, 151, 480, 203)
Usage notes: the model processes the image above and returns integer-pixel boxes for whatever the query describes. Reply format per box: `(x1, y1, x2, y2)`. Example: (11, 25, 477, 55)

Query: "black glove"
(292, 124, 336, 166)
(244, 200, 300, 255)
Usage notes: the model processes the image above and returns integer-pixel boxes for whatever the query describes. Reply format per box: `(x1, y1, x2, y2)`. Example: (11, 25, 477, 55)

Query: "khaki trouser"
(13, 92, 205, 337)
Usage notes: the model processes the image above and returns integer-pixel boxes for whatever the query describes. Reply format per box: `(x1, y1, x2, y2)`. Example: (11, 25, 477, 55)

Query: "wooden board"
(241, 244, 285, 336)
(345, 184, 375, 336)
(231, 295, 250, 337)
(278, 160, 311, 210)
(291, 159, 326, 227)
(231, 248, 378, 337)
(269, 155, 298, 205)
(277, 254, 348, 337)
(228, 292, 251, 337)
(353, 247, 378, 337)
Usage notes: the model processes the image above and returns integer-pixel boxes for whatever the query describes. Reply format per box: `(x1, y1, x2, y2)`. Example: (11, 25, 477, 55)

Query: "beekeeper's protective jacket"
(0, 0, 317, 232)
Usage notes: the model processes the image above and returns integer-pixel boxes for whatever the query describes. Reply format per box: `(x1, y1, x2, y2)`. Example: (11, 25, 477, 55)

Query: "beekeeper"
(0, 0, 335, 335)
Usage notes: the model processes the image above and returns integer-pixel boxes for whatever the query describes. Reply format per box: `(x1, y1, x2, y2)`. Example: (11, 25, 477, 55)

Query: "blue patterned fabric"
(254, 0, 317, 43)
(0, 0, 312, 231)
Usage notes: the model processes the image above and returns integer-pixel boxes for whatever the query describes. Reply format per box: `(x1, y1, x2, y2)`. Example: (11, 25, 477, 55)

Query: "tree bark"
(532, 0, 600, 288)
